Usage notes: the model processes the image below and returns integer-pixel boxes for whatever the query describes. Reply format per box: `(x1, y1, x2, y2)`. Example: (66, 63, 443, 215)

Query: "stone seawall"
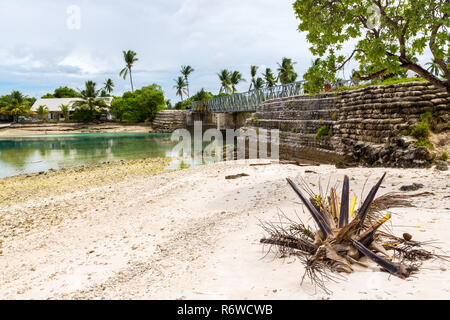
(243, 81, 449, 167)
(151, 110, 187, 133)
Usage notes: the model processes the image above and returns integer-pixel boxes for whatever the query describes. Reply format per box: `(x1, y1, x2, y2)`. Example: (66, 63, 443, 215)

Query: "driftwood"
(250, 160, 321, 167)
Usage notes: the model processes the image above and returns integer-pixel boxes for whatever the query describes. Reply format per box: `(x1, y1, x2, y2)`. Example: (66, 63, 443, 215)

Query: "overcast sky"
(0, 0, 427, 102)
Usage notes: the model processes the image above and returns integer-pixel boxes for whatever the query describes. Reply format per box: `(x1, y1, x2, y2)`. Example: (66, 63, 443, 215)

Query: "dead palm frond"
(260, 174, 445, 293)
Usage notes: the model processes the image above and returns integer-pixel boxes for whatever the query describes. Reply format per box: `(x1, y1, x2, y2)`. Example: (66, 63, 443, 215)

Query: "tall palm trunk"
(185, 77, 190, 99)
(129, 65, 134, 92)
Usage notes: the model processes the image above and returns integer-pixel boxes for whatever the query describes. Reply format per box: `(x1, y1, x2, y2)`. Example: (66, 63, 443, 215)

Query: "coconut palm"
(277, 58, 298, 84)
(254, 77, 265, 90)
(249, 65, 259, 91)
(36, 105, 49, 121)
(425, 60, 444, 77)
(217, 69, 232, 93)
(60, 104, 70, 120)
(72, 81, 108, 114)
(230, 71, 246, 93)
(263, 68, 277, 87)
(120, 50, 138, 92)
(180, 65, 195, 99)
(0, 91, 35, 122)
(174, 76, 188, 101)
(104, 78, 115, 95)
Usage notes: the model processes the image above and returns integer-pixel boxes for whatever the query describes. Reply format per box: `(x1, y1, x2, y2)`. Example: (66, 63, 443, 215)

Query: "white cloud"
(0, 1, 435, 101)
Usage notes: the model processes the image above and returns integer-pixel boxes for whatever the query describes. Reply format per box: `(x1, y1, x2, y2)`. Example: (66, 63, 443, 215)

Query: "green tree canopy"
(277, 58, 298, 84)
(174, 76, 188, 101)
(263, 68, 278, 87)
(120, 50, 138, 92)
(36, 105, 50, 120)
(218, 69, 232, 93)
(103, 79, 115, 95)
(293, 0, 449, 93)
(110, 84, 165, 122)
(0, 91, 35, 122)
(42, 86, 80, 98)
(71, 81, 108, 122)
(230, 71, 246, 93)
(180, 65, 195, 99)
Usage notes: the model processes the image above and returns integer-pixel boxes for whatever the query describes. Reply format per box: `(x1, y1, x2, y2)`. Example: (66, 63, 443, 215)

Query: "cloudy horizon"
(0, 1, 430, 102)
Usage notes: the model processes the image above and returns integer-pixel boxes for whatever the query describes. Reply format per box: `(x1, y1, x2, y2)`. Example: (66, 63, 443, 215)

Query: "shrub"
(315, 125, 330, 139)
(440, 152, 449, 161)
(72, 108, 94, 123)
(411, 122, 431, 140)
(415, 137, 434, 150)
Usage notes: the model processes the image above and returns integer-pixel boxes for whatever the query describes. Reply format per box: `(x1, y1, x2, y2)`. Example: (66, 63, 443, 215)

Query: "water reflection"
(0, 133, 203, 178)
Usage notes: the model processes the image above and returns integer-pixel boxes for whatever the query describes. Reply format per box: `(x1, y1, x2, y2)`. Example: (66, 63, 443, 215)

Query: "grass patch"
(440, 152, 449, 162)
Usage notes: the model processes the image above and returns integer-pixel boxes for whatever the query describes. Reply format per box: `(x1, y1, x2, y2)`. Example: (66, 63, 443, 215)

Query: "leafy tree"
(218, 69, 232, 93)
(191, 88, 213, 102)
(230, 71, 246, 93)
(180, 65, 195, 99)
(36, 105, 50, 120)
(120, 50, 138, 92)
(109, 84, 165, 122)
(249, 66, 259, 91)
(42, 86, 80, 98)
(60, 104, 70, 120)
(293, 0, 450, 93)
(263, 68, 277, 87)
(71, 81, 108, 122)
(426, 59, 444, 77)
(0, 91, 35, 122)
(174, 76, 188, 101)
(104, 78, 115, 95)
(277, 57, 298, 84)
(254, 77, 265, 90)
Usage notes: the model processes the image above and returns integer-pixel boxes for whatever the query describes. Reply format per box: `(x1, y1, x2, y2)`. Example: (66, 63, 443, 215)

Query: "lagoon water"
(0, 133, 201, 178)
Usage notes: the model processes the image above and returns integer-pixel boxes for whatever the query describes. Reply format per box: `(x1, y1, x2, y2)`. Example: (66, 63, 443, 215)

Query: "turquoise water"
(0, 133, 201, 178)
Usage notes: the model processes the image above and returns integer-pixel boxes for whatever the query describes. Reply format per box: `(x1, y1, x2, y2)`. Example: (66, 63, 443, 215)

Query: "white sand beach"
(0, 160, 449, 300)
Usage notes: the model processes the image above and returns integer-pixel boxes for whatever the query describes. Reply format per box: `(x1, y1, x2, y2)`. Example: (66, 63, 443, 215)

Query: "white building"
(31, 97, 113, 121)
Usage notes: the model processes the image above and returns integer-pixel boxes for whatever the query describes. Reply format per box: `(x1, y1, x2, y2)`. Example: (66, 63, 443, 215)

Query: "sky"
(0, 0, 428, 102)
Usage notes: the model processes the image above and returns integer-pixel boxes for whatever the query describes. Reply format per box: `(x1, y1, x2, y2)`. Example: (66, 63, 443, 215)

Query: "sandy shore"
(0, 160, 449, 300)
(0, 123, 152, 137)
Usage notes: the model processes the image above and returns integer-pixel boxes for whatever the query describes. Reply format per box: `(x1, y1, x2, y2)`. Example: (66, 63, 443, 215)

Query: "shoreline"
(0, 159, 449, 299)
(0, 122, 154, 138)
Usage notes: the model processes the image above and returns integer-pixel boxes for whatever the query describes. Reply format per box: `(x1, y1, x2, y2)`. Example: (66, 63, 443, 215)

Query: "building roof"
(32, 97, 113, 112)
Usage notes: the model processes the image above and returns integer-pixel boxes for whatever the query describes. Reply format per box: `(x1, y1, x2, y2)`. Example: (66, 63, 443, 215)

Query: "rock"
(400, 183, 424, 192)
(403, 233, 413, 241)
(435, 161, 449, 171)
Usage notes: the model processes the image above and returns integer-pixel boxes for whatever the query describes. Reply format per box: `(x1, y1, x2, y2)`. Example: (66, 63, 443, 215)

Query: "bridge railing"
(191, 80, 354, 113)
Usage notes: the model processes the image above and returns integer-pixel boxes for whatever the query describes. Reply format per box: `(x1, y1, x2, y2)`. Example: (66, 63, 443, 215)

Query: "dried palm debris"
(260, 174, 447, 293)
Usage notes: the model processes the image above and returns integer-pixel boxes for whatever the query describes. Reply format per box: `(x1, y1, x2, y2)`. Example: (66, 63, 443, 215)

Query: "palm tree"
(36, 105, 49, 121)
(180, 65, 195, 99)
(104, 78, 115, 95)
(249, 65, 259, 91)
(174, 76, 188, 101)
(217, 69, 232, 93)
(120, 50, 138, 92)
(60, 104, 70, 120)
(0, 91, 35, 122)
(254, 77, 265, 90)
(425, 60, 443, 77)
(230, 71, 245, 93)
(263, 68, 277, 87)
(72, 81, 108, 114)
(277, 58, 298, 84)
